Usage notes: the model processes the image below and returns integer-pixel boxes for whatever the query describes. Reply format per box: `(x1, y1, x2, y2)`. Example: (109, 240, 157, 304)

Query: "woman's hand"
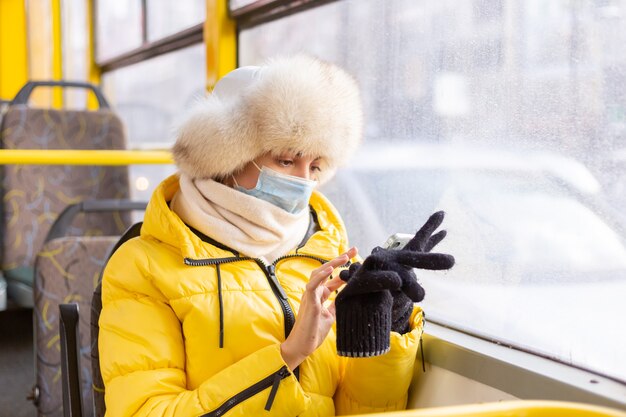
(280, 247, 358, 370)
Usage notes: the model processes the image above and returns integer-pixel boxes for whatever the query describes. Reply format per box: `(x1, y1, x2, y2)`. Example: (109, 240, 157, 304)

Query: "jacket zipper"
(185, 254, 351, 336)
(200, 366, 290, 416)
(273, 253, 352, 271)
(184, 256, 296, 338)
(263, 262, 293, 336)
(272, 253, 331, 265)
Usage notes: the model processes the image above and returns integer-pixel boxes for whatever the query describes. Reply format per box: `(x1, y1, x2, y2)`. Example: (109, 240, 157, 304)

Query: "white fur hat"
(172, 55, 363, 183)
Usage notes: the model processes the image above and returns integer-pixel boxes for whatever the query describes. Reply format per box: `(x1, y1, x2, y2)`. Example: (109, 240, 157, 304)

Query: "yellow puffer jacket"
(99, 175, 424, 417)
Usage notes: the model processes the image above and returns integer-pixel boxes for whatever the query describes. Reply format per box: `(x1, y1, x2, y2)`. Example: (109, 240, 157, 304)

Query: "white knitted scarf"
(170, 174, 310, 263)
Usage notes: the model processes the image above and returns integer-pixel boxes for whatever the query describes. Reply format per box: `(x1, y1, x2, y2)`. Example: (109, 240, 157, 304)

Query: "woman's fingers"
(307, 247, 359, 292)
(325, 276, 345, 292)
(324, 247, 358, 271)
(307, 265, 334, 291)
(344, 246, 358, 260)
(286, 249, 360, 370)
(308, 248, 353, 288)
(325, 253, 350, 270)
(320, 285, 332, 303)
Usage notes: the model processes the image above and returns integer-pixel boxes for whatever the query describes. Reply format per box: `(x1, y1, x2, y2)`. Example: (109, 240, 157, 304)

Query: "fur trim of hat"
(172, 55, 363, 183)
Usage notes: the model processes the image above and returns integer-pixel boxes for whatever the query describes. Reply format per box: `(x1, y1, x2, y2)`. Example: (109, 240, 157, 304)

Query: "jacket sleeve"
(99, 241, 310, 417)
(333, 307, 424, 415)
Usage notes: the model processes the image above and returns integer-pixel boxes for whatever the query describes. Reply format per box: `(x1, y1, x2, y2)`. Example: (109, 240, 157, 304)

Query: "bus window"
(62, 0, 88, 109)
(146, 0, 205, 41)
(240, 0, 626, 382)
(101, 44, 205, 200)
(95, 1, 143, 62)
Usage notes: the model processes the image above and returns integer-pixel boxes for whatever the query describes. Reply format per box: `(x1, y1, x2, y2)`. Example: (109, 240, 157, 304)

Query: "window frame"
(93, 0, 204, 72)
(229, 0, 340, 29)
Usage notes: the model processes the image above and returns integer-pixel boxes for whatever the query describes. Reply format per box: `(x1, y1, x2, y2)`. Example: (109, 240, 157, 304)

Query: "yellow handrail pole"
(0, 150, 174, 165)
(51, 0, 63, 108)
(86, 0, 100, 110)
(205, 0, 237, 91)
(0, 0, 28, 100)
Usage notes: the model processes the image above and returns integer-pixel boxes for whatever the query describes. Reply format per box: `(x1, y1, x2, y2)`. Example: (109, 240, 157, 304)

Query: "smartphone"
(383, 233, 413, 250)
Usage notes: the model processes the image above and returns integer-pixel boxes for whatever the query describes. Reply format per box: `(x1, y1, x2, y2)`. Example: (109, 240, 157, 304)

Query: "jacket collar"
(142, 174, 348, 262)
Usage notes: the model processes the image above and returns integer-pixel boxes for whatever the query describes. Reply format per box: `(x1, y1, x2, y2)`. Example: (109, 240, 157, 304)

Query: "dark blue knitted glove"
(386, 210, 453, 333)
(336, 211, 454, 357)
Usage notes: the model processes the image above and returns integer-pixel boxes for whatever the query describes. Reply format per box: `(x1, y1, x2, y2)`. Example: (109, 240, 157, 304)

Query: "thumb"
(339, 270, 402, 297)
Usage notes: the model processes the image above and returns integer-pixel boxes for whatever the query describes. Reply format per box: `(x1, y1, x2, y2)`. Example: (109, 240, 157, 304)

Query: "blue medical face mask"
(233, 162, 317, 214)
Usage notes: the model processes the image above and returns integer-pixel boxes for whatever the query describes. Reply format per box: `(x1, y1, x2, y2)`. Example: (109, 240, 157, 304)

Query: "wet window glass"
(239, 0, 626, 381)
(146, 0, 205, 41)
(62, 0, 88, 109)
(102, 44, 206, 201)
(95, 0, 143, 62)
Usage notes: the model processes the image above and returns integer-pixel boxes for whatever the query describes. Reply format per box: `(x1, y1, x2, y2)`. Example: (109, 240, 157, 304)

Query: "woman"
(99, 55, 425, 417)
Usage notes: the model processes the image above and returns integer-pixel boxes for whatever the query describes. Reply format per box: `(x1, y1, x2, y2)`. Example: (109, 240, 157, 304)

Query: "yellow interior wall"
(0, 0, 28, 101)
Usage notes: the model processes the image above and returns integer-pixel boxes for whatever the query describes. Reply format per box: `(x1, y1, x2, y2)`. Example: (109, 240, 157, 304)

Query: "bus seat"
(0, 81, 131, 309)
(34, 202, 144, 417)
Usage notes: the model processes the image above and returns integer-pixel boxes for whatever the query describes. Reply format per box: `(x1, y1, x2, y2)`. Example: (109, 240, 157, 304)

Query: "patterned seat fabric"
(34, 236, 119, 417)
(1, 87, 135, 416)
(0, 106, 130, 292)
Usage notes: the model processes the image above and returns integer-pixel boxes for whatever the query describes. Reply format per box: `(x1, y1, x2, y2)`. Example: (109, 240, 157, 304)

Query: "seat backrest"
(43, 237, 119, 417)
(34, 202, 145, 417)
(0, 81, 130, 275)
(90, 222, 143, 417)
